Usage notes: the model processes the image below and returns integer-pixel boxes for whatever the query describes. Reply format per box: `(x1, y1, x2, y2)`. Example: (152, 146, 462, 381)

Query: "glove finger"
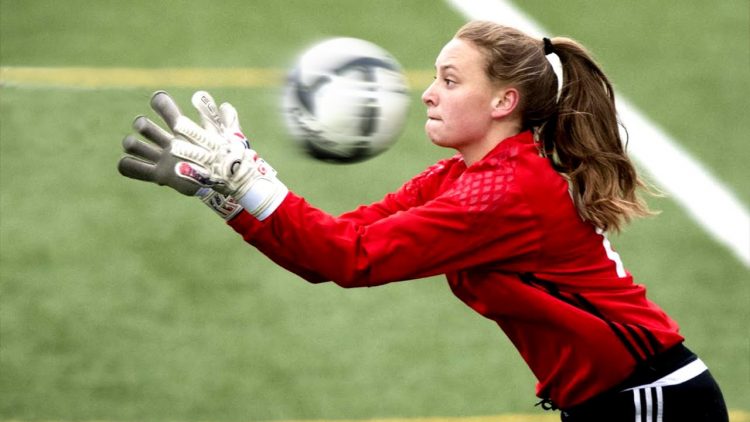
(218, 102, 239, 131)
(219, 102, 250, 148)
(152, 90, 226, 151)
(118, 155, 157, 182)
(150, 90, 183, 130)
(122, 134, 162, 163)
(191, 90, 222, 134)
(170, 138, 213, 166)
(172, 115, 226, 152)
(133, 115, 172, 149)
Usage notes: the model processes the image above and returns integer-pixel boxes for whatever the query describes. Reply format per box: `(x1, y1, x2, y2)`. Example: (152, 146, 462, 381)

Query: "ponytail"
(540, 37, 656, 232)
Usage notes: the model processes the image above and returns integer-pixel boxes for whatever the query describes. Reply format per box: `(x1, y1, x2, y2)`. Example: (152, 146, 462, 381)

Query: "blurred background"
(1, 0, 748, 420)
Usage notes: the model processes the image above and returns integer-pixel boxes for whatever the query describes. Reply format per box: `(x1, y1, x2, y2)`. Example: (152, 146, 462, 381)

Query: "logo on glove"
(176, 162, 212, 186)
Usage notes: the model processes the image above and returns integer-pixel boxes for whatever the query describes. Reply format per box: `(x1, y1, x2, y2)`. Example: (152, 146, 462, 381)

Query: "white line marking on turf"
(446, 0, 750, 267)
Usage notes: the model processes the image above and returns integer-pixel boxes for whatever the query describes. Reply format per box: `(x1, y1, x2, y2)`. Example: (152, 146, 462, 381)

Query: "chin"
(425, 124, 463, 149)
(428, 136, 454, 149)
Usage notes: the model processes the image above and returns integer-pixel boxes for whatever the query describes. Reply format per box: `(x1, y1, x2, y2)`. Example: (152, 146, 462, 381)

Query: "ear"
(490, 87, 519, 119)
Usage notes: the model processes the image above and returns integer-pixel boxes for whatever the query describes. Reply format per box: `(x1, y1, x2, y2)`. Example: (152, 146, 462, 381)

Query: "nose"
(421, 80, 436, 106)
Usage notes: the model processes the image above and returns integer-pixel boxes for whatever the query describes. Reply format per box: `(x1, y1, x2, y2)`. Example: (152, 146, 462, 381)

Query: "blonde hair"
(456, 21, 655, 232)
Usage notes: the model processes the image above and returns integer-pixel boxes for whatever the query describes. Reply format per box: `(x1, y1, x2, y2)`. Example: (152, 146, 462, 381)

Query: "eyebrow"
(435, 64, 459, 72)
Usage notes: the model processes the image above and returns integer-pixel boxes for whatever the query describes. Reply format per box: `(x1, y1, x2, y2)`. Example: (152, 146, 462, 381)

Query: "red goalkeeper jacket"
(227, 130, 683, 408)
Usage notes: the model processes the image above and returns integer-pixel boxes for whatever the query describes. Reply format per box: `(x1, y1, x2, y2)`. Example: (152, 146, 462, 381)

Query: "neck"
(459, 124, 521, 166)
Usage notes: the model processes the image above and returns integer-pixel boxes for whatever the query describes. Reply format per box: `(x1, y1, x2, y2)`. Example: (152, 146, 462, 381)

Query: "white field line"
(446, 0, 750, 267)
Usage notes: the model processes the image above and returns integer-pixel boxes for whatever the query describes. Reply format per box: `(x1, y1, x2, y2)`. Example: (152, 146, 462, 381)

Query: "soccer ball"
(282, 37, 410, 163)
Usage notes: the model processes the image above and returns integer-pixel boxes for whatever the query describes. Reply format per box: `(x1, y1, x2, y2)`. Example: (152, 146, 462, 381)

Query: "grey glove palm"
(119, 113, 202, 196)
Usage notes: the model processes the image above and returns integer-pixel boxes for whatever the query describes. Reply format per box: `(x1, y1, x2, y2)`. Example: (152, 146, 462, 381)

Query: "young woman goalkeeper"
(118, 20, 728, 422)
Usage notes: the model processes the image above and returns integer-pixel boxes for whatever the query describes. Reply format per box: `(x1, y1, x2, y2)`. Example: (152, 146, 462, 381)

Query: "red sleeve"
(335, 157, 459, 225)
(227, 160, 541, 288)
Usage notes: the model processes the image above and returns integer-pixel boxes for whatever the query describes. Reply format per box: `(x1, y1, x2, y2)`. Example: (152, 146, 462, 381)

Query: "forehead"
(434, 38, 486, 72)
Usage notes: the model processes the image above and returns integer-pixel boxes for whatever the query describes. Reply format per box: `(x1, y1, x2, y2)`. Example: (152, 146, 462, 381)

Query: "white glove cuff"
(237, 177, 289, 221)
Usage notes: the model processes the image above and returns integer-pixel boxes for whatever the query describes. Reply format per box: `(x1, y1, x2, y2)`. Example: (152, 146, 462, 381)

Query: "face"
(421, 38, 499, 150)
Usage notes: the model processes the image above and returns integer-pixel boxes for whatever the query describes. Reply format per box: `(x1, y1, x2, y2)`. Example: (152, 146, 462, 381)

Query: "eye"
(431, 75, 456, 87)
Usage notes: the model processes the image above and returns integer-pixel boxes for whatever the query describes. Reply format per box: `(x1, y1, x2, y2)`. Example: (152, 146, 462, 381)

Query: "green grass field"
(1, 1, 748, 420)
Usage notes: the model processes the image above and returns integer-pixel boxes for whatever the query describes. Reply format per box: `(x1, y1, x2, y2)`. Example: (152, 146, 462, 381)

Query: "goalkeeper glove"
(161, 90, 288, 220)
(117, 91, 244, 220)
(121, 90, 288, 221)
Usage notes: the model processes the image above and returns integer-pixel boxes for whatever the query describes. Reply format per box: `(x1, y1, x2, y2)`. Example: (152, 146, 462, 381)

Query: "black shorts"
(559, 344, 728, 422)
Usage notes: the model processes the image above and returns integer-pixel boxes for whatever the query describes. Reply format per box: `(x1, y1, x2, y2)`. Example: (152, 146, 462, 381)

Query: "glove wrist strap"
(236, 178, 289, 221)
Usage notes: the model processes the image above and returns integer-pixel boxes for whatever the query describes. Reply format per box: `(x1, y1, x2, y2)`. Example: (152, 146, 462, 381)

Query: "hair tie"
(542, 37, 563, 102)
(543, 37, 555, 55)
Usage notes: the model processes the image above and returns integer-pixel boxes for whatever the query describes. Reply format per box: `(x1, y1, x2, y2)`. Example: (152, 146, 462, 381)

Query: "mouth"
(426, 108, 440, 121)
